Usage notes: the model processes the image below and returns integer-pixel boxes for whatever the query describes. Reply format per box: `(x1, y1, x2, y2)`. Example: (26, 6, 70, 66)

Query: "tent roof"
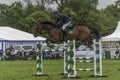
(102, 21, 120, 41)
(0, 26, 46, 41)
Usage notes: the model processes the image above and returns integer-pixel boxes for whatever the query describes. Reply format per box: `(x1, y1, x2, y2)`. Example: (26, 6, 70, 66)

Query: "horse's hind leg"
(79, 36, 92, 48)
(86, 38, 93, 48)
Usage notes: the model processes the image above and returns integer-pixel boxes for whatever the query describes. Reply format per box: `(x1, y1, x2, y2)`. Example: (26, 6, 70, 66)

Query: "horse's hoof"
(50, 45, 54, 48)
(47, 44, 54, 48)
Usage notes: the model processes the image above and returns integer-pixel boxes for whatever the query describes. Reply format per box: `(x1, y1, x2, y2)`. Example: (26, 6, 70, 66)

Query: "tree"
(0, 0, 119, 37)
(115, 0, 120, 8)
(0, 4, 9, 25)
(26, 10, 50, 33)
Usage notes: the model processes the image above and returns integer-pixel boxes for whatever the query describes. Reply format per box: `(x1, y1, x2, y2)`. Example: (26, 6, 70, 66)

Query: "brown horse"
(34, 21, 100, 47)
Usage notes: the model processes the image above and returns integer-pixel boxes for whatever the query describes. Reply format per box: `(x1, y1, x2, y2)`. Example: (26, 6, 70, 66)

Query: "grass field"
(0, 59, 120, 80)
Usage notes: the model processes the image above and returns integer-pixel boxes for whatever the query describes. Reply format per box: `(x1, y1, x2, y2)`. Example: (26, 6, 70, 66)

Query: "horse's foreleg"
(46, 38, 55, 48)
(46, 38, 51, 47)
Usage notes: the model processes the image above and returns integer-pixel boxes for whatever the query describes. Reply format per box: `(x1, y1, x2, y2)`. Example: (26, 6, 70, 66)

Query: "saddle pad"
(68, 28, 74, 34)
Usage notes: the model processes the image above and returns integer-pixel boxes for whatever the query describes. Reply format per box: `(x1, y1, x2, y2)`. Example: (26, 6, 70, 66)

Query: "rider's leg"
(62, 29, 67, 41)
(61, 21, 71, 40)
(61, 21, 71, 30)
(63, 30, 67, 37)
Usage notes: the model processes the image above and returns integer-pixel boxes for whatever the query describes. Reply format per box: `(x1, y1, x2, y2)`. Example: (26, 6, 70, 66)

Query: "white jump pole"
(94, 39, 102, 77)
(63, 41, 67, 74)
(36, 42, 43, 75)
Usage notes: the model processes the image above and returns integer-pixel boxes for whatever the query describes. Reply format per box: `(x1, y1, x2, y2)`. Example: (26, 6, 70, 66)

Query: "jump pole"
(63, 41, 67, 74)
(94, 39, 102, 77)
(36, 42, 43, 75)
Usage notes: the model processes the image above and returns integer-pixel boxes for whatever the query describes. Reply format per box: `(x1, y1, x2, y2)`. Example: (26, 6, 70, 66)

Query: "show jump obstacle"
(65, 39, 102, 78)
(36, 39, 102, 78)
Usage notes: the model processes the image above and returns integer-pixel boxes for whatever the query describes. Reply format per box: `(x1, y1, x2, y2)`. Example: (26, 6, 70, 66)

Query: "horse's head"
(34, 21, 57, 38)
(34, 22, 43, 37)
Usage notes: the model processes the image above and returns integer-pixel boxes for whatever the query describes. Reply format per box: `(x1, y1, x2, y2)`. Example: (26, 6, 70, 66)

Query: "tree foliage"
(0, 0, 120, 37)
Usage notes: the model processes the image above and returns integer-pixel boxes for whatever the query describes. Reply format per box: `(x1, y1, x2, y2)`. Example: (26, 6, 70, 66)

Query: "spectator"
(20, 48, 26, 60)
(11, 48, 16, 60)
(45, 52, 49, 59)
(16, 49, 21, 60)
(115, 47, 120, 59)
(5, 47, 11, 60)
(9, 45, 14, 52)
(56, 53, 60, 59)
(0, 50, 2, 60)
(29, 48, 36, 59)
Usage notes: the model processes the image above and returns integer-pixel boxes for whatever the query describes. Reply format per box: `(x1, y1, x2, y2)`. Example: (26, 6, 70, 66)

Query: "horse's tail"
(89, 27, 101, 40)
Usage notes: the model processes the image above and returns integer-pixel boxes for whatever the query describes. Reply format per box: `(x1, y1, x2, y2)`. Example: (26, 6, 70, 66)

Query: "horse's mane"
(40, 21, 57, 27)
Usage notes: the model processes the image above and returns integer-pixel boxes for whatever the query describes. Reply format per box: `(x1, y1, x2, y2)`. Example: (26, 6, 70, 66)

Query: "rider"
(53, 11, 72, 40)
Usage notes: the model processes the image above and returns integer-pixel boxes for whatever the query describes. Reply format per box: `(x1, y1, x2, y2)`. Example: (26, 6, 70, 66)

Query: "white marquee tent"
(102, 21, 120, 59)
(0, 27, 46, 41)
(102, 21, 120, 41)
(0, 27, 46, 53)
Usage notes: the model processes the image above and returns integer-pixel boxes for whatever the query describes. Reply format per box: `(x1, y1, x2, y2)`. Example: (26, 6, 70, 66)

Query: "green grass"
(0, 59, 120, 80)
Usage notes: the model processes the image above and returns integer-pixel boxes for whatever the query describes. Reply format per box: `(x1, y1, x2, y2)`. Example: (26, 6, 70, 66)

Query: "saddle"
(63, 24, 74, 41)
(65, 24, 74, 34)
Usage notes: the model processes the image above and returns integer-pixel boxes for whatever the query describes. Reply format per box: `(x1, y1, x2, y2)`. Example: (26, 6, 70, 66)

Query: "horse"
(34, 21, 100, 48)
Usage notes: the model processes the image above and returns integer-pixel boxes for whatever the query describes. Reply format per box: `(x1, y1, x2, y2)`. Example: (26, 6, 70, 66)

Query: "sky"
(0, 0, 117, 9)
(97, 0, 117, 9)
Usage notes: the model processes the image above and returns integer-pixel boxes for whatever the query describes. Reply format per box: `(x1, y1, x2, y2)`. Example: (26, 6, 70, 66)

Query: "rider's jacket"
(55, 13, 71, 27)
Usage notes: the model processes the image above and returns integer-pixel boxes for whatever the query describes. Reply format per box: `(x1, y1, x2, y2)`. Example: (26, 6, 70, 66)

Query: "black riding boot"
(63, 30, 67, 41)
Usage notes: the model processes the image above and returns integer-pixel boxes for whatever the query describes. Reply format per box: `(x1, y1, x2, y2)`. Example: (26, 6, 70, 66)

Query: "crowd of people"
(43, 51, 61, 60)
(3, 45, 36, 60)
(0, 45, 62, 61)
(1, 46, 120, 60)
